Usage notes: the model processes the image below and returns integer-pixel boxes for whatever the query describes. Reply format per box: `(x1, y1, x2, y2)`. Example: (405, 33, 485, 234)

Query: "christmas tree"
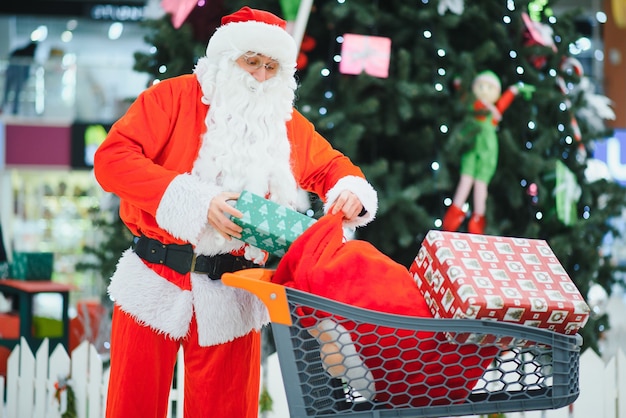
(132, 0, 626, 353)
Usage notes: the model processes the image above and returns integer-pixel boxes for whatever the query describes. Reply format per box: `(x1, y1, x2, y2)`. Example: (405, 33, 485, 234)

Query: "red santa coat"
(94, 74, 378, 346)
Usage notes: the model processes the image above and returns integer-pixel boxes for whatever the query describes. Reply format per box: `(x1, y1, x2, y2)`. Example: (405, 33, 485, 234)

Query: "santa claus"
(94, 7, 377, 418)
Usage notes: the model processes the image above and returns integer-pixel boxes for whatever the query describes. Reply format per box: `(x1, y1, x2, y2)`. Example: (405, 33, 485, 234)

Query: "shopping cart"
(223, 268, 582, 418)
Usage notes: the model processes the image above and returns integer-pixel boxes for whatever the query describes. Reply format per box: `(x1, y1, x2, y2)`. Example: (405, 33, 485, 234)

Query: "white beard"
(192, 56, 300, 255)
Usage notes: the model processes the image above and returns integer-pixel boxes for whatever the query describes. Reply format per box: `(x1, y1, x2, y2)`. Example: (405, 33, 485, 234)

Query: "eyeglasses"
(239, 53, 280, 74)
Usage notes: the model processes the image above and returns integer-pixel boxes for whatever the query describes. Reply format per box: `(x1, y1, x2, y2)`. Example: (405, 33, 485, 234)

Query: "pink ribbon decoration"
(161, 0, 200, 29)
(339, 34, 391, 78)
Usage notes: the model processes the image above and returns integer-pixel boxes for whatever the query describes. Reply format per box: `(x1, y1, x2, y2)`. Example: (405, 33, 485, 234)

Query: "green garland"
(54, 376, 77, 418)
(259, 385, 273, 412)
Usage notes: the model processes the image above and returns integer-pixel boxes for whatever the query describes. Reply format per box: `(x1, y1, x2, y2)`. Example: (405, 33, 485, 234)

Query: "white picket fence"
(1, 338, 625, 418)
(0, 337, 184, 418)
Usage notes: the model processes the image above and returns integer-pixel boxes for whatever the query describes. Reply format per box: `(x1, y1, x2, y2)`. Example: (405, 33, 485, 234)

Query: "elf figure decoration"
(442, 70, 534, 234)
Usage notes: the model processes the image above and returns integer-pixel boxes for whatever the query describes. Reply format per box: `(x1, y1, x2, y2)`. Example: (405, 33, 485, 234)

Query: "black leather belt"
(132, 235, 255, 280)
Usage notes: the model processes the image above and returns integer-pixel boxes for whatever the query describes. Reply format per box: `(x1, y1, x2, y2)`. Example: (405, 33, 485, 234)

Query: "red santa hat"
(206, 7, 297, 70)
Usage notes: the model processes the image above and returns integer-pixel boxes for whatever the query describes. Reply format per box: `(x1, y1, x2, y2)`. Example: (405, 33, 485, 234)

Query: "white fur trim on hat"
(206, 20, 297, 69)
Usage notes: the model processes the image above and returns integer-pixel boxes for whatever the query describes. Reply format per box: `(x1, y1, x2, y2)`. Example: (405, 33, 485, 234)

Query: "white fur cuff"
(324, 175, 378, 228)
(206, 20, 297, 69)
(155, 174, 219, 243)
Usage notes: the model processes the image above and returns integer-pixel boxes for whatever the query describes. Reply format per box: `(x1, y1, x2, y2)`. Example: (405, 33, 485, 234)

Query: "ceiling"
(0, 0, 606, 63)
(0, 0, 146, 18)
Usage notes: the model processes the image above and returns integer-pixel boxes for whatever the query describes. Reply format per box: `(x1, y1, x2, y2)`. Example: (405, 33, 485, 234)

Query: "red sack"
(273, 212, 498, 407)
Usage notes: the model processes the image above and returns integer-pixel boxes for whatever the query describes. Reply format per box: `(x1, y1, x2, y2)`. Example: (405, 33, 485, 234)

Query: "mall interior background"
(0, 0, 158, 354)
(1, 0, 625, 361)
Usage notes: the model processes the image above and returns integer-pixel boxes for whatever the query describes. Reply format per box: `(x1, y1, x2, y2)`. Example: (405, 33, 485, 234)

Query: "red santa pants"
(105, 304, 261, 418)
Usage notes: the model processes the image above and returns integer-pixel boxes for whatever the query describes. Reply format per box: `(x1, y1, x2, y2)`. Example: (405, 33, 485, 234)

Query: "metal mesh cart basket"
(223, 269, 582, 418)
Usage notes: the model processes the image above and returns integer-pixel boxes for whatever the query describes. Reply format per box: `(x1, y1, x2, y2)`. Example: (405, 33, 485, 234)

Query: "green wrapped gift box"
(10, 251, 54, 280)
(233, 190, 317, 257)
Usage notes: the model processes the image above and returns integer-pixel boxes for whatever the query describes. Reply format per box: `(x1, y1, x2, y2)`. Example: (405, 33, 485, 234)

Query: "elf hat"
(206, 7, 297, 70)
(472, 70, 502, 93)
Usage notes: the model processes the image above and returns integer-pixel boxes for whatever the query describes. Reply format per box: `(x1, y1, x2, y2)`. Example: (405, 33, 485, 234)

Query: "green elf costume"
(442, 70, 534, 234)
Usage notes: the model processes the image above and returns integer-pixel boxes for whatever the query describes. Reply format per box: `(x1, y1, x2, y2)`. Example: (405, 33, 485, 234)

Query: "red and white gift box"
(410, 230, 590, 345)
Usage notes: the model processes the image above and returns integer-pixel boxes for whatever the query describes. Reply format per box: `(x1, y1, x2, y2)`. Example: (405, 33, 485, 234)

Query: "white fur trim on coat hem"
(108, 249, 269, 346)
(192, 274, 269, 346)
(108, 249, 194, 339)
(324, 175, 378, 228)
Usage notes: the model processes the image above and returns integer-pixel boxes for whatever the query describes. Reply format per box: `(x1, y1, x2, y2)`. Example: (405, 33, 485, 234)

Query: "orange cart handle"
(221, 268, 293, 326)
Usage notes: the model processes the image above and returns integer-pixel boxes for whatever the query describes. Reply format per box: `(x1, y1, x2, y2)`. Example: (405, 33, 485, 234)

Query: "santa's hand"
(330, 190, 365, 221)
(208, 192, 243, 240)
